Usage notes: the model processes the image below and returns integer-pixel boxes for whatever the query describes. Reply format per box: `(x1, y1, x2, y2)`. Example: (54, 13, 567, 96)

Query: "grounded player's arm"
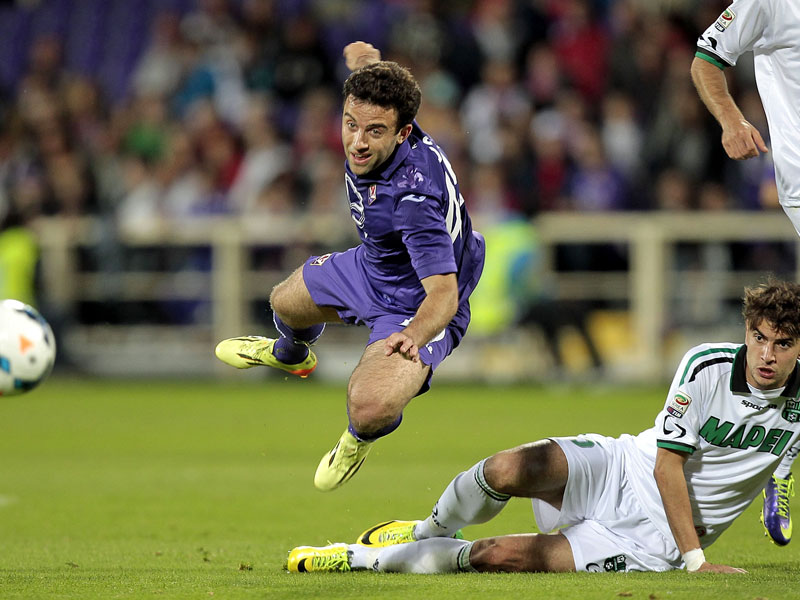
(690, 56, 767, 160)
(654, 447, 746, 574)
(343, 41, 381, 71)
(384, 273, 459, 362)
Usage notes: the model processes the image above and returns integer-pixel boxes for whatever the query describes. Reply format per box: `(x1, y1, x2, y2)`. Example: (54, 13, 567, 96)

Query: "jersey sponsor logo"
(783, 399, 800, 423)
(400, 194, 427, 203)
(667, 392, 692, 418)
(740, 399, 778, 411)
(699, 416, 795, 455)
(310, 253, 332, 266)
(714, 8, 735, 31)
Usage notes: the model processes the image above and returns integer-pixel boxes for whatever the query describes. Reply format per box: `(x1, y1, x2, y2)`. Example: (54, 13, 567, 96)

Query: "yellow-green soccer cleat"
(357, 520, 420, 547)
(356, 519, 464, 547)
(286, 544, 352, 573)
(314, 429, 372, 492)
(214, 336, 317, 377)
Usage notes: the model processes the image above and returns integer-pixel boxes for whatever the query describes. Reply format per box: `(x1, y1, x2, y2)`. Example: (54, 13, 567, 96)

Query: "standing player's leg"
(763, 204, 800, 545)
(215, 265, 340, 377)
(313, 340, 430, 491)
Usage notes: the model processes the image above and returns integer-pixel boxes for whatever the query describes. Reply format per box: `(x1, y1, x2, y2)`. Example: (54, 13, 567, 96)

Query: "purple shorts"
(302, 247, 471, 393)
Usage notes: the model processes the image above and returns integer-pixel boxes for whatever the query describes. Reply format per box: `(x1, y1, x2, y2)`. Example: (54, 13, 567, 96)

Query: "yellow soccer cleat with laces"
(314, 429, 372, 492)
(214, 336, 317, 377)
(286, 544, 352, 573)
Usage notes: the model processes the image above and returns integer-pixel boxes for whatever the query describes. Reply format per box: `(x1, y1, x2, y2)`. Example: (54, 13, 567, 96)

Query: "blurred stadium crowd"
(0, 0, 779, 231)
(0, 0, 788, 355)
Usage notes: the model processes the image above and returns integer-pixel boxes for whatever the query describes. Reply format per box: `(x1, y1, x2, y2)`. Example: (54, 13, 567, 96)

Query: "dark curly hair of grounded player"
(342, 61, 421, 132)
(743, 278, 800, 340)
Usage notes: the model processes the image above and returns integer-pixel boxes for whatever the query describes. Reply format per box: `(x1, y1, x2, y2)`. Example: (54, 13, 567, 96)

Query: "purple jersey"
(344, 121, 484, 312)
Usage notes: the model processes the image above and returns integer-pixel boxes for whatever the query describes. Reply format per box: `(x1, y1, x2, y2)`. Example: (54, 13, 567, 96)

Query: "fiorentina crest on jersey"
(368, 184, 377, 205)
(715, 8, 736, 32)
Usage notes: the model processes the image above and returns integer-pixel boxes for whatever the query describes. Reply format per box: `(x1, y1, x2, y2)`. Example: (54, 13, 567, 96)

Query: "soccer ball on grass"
(0, 299, 56, 396)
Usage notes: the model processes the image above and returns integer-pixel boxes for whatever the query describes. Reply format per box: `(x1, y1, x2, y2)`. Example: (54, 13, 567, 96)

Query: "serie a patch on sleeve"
(714, 8, 736, 32)
(667, 392, 692, 418)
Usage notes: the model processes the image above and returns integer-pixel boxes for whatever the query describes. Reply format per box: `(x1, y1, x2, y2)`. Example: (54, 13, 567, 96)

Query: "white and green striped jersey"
(624, 342, 800, 547)
(695, 0, 800, 206)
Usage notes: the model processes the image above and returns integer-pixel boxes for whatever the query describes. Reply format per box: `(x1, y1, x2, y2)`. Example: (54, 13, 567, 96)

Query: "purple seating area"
(0, 0, 195, 101)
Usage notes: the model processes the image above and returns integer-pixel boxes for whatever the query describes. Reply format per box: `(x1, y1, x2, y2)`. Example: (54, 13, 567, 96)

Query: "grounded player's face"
(342, 96, 412, 175)
(745, 320, 800, 390)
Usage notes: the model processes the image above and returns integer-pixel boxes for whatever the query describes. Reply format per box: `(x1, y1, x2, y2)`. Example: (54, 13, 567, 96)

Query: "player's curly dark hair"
(743, 278, 800, 339)
(342, 61, 421, 131)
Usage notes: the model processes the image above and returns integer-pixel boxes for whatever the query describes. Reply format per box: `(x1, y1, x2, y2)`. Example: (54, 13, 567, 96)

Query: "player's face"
(342, 95, 412, 175)
(745, 320, 800, 390)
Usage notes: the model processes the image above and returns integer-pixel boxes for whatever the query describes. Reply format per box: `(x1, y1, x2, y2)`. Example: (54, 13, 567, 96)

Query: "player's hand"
(692, 562, 747, 574)
(384, 331, 420, 362)
(344, 41, 381, 71)
(721, 119, 768, 160)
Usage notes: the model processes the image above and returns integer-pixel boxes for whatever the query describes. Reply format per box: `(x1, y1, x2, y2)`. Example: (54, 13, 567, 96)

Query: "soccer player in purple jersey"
(215, 42, 485, 492)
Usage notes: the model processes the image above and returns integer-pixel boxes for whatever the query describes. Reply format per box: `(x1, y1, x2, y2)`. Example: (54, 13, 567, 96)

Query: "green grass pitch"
(1, 376, 798, 599)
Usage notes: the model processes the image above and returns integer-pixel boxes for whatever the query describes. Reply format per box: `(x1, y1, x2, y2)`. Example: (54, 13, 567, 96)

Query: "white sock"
(364, 538, 473, 574)
(774, 443, 798, 479)
(415, 458, 510, 540)
(349, 544, 380, 570)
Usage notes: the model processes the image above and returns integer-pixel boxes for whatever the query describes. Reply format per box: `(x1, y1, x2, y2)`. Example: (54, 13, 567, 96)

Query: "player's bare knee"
(269, 281, 291, 319)
(484, 441, 560, 496)
(482, 452, 522, 494)
(347, 385, 399, 432)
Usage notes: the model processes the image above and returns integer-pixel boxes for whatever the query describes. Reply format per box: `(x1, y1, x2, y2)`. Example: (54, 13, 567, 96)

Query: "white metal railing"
(536, 211, 799, 377)
(31, 211, 799, 379)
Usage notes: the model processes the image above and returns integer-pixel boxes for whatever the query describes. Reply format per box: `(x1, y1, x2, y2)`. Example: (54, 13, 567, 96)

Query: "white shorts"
(531, 434, 682, 573)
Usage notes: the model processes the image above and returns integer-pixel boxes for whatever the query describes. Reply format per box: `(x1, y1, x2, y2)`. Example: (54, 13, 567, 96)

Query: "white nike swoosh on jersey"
(400, 194, 427, 203)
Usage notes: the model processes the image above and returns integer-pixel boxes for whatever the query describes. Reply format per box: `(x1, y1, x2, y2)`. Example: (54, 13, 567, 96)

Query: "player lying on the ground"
(287, 280, 800, 573)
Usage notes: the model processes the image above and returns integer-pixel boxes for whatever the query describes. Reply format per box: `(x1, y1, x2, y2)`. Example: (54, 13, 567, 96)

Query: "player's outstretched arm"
(690, 56, 768, 160)
(654, 448, 747, 574)
(344, 41, 381, 71)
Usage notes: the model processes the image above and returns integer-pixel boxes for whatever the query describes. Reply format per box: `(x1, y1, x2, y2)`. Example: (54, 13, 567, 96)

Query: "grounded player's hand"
(722, 120, 768, 160)
(384, 332, 420, 362)
(343, 41, 381, 71)
(694, 562, 747, 574)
